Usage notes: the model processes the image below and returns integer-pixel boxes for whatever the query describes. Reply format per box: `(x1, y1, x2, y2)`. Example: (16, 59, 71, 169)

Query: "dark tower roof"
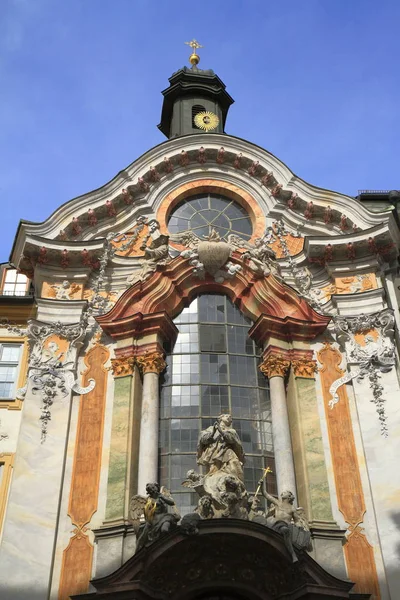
(158, 65, 234, 139)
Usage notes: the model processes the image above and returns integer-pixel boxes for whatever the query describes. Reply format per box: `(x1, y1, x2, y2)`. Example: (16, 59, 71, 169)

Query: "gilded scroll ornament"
(292, 358, 317, 379)
(136, 352, 166, 375)
(111, 356, 136, 377)
(259, 355, 290, 379)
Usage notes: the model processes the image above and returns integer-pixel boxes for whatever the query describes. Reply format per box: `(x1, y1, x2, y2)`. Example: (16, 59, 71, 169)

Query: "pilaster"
(0, 301, 87, 600)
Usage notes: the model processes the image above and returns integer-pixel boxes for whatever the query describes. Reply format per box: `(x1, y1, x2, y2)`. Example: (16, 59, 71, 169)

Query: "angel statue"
(129, 482, 180, 552)
(257, 477, 311, 562)
(197, 414, 245, 482)
(237, 236, 281, 278)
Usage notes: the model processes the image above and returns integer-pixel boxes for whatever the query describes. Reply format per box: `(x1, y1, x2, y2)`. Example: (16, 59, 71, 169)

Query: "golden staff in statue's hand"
(254, 466, 272, 501)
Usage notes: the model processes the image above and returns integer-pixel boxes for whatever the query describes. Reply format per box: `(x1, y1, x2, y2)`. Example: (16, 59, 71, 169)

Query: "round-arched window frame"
(167, 194, 253, 241)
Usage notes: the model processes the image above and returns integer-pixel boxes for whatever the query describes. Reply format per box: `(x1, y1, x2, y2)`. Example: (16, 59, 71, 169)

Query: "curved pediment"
(11, 132, 399, 271)
(72, 520, 355, 600)
(96, 255, 330, 342)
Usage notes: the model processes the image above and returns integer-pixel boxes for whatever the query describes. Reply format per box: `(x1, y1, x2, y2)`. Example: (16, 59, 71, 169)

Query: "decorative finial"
(185, 39, 203, 66)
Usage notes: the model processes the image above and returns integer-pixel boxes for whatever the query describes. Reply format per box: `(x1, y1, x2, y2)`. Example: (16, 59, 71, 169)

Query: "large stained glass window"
(159, 294, 276, 514)
(168, 194, 252, 241)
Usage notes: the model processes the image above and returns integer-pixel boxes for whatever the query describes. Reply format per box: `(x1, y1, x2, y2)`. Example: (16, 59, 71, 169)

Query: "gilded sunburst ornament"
(194, 111, 219, 131)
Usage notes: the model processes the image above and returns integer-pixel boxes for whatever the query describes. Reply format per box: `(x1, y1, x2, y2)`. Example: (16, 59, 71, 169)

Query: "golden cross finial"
(185, 39, 203, 66)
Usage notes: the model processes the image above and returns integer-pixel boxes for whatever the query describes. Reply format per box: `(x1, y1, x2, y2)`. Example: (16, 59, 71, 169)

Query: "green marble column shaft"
(287, 372, 334, 524)
(105, 368, 142, 522)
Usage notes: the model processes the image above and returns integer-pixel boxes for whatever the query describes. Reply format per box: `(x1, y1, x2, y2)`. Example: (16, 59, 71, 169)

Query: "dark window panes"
(159, 455, 169, 486)
(227, 326, 254, 355)
(234, 420, 263, 454)
(210, 197, 231, 211)
(243, 455, 264, 493)
(174, 203, 197, 218)
(170, 385, 199, 417)
(198, 295, 225, 323)
(168, 194, 252, 241)
(201, 354, 228, 384)
(170, 454, 198, 491)
(170, 419, 200, 453)
(231, 387, 259, 420)
(230, 217, 253, 236)
(159, 420, 170, 453)
(229, 355, 256, 386)
(190, 197, 209, 211)
(259, 388, 271, 416)
(190, 226, 210, 239)
(261, 420, 273, 452)
(223, 203, 248, 220)
(161, 293, 273, 513)
(199, 208, 220, 221)
(160, 386, 171, 418)
(199, 325, 226, 353)
(209, 214, 230, 230)
(226, 300, 251, 325)
(173, 492, 199, 516)
(201, 385, 229, 416)
(190, 213, 209, 228)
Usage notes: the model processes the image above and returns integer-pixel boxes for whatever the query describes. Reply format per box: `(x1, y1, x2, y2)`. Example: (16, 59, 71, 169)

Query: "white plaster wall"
(313, 341, 390, 599)
(48, 342, 115, 599)
(351, 366, 400, 599)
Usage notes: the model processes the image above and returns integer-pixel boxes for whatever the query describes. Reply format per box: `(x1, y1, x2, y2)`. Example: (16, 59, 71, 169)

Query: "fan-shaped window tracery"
(168, 194, 253, 240)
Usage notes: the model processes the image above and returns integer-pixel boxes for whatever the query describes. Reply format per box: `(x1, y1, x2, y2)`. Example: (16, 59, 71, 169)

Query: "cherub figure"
(195, 495, 215, 519)
(50, 280, 80, 300)
(129, 483, 179, 552)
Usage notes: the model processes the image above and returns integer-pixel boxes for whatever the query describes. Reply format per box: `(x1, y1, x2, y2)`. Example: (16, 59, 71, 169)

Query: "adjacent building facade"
(0, 48, 400, 600)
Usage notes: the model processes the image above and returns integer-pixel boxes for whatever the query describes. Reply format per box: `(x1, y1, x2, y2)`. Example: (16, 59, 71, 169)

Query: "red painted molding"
(96, 256, 330, 342)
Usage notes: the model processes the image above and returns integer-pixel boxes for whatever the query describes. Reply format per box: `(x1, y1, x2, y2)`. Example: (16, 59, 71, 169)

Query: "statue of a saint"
(197, 414, 245, 481)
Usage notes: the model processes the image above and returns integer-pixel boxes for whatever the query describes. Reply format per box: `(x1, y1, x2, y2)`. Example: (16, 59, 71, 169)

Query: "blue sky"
(1, 0, 400, 260)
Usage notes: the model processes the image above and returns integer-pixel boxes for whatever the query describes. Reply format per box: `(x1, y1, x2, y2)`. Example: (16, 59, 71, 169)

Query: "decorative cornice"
(97, 310, 178, 343)
(11, 133, 399, 274)
(111, 356, 136, 378)
(97, 256, 330, 343)
(259, 355, 290, 379)
(292, 358, 318, 379)
(136, 351, 166, 375)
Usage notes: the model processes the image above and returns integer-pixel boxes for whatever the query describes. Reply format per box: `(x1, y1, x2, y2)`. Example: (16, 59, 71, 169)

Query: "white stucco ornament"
(330, 309, 396, 436)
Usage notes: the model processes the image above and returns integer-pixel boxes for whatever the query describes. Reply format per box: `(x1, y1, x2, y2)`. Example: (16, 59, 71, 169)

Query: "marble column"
(260, 354, 297, 498)
(136, 352, 166, 495)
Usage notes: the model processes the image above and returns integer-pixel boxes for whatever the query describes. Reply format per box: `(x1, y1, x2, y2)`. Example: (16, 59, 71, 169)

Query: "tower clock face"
(194, 111, 219, 131)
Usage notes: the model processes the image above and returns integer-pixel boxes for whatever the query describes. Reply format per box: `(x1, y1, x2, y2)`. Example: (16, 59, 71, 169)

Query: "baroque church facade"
(0, 44, 399, 600)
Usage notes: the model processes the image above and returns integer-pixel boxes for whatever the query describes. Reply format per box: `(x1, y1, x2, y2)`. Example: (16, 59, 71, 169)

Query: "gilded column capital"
(292, 358, 317, 379)
(136, 351, 166, 375)
(111, 356, 136, 378)
(259, 354, 290, 379)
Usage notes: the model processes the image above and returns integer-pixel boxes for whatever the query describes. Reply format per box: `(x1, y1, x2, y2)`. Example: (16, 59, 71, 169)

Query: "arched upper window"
(168, 194, 253, 241)
(159, 294, 276, 514)
(192, 104, 206, 128)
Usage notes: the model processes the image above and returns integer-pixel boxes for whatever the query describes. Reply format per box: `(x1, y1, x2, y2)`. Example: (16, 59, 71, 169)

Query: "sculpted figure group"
(130, 414, 310, 562)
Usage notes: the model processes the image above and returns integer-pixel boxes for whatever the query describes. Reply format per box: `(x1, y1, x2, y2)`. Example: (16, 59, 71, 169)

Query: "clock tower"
(158, 39, 234, 138)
